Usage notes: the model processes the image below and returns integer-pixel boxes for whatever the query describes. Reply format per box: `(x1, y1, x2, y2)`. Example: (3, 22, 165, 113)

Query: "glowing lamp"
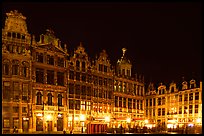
(144, 119, 149, 124)
(126, 118, 131, 123)
(196, 118, 201, 123)
(105, 116, 110, 122)
(46, 114, 52, 121)
(80, 114, 86, 121)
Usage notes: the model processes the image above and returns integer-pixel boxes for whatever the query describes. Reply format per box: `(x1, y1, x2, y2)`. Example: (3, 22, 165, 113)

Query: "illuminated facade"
(145, 79, 202, 133)
(2, 10, 145, 134)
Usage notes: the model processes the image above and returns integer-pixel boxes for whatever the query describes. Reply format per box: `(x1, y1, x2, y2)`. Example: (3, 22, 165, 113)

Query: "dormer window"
(182, 81, 188, 90)
(170, 86, 174, 93)
(190, 79, 196, 89)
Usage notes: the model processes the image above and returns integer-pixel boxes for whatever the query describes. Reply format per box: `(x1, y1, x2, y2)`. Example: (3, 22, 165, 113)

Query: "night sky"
(2, 2, 202, 86)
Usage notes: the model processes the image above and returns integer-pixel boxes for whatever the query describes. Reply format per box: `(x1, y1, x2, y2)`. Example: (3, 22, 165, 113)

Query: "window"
(128, 98, 132, 109)
(115, 96, 118, 107)
(99, 77, 102, 86)
(133, 99, 136, 109)
(22, 107, 27, 113)
(189, 105, 193, 114)
(184, 106, 188, 114)
(12, 60, 19, 75)
(99, 64, 103, 71)
(119, 97, 122, 107)
(94, 76, 98, 85)
(82, 74, 86, 82)
(82, 62, 86, 72)
(22, 84, 28, 102)
(137, 100, 140, 110)
(158, 108, 161, 116)
(47, 70, 54, 85)
(47, 93, 53, 106)
(69, 100, 74, 109)
(184, 93, 188, 101)
(13, 118, 19, 128)
(104, 65, 107, 72)
(99, 90, 102, 98)
(189, 93, 193, 101)
(7, 32, 11, 37)
(86, 102, 91, 111)
(3, 119, 10, 128)
(122, 69, 125, 75)
(81, 101, 86, 111)
(88, 75, 92, 83)
(162, 97, 165, 105)
(108, 91, 112, 99)
(150, 99, 152, 106)
(57, 57, 64, 67)
(87, 86, 91, 96)
(57, 72, 64, 86)
(36, 52, 43, 63)
(69, 84, 74, 94)
(179, 107, 182, 114)
(75, 100, 80, 110)
(58, 94, 62, 106)
(3, 82, 10, 101)
(47, 55, 54, 65)
(76, 72, 80, 81)
(17, 33, 21, 39)
(153, 98, 156, 106)
(140, 100, 143, 110)
(104, 78, 107, 86)
(36, 68, 44, 83)
(123, 98, 126, 108)
(12, 32, 16, 38)
(36, 92, 42, 105)
(162, 108, 165, 116)
(13, 106, 19, 113)
(146, 99, 148, 107)
(75, 85, 80, 95)
(76, 60, 80, 71)
(3, 60, 9, 75)
(81, 86, 86, 95)
(171, 87, 174, 93)
(158, 98, 161, 105)
(179, 95, 182, 102)
(195, 92, 199, 100)
(13, 82, 20, 102)
(69, 70, 74, 80)
(195, 105, 198, 113)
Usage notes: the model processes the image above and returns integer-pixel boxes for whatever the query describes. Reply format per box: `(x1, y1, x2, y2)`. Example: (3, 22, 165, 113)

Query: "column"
(63, 113, 67, 131)
(10, 98, 13, 133)
(44, 69, 47, 84)
(19, 99, 23, 133)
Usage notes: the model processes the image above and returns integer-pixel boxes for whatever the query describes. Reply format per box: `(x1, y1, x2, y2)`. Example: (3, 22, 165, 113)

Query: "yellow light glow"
(46, 114, 52, 121)
(105, 116, 110, 122)
(68, 116, 72, 121)
(74, 117, 79, 121)
(196, 118, 201, 123)
(80, 114, 86, 121)
(126, 118, 131, 123)
(144, 119, 148, 124)
(36, 113, 43, 117)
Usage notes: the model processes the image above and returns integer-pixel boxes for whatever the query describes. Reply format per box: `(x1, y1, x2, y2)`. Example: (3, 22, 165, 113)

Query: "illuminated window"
(86, 102, 91, 111)
(81, 101, 86, 111)
(3, 119, 10, 128)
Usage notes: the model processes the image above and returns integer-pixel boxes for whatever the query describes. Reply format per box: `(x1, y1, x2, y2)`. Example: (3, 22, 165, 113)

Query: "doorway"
(47, 121, 52, 131)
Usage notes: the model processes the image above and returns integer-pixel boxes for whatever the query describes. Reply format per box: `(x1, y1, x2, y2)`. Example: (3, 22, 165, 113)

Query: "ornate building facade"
(145, 79, 202, 133)
(2, 10, 145, 134)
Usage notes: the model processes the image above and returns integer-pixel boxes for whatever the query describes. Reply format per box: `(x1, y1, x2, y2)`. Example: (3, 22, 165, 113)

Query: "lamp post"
(80, 114, 86, 133)
(126, 118, 131, 133)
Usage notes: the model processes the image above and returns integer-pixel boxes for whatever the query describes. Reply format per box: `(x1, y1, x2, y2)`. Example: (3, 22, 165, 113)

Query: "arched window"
(22, 61, 29, 77)
(3, 60, 10, 75)
(171, 87, 174, 93)
(36, 92, 42, 105)
(58, 94, 63, 106)
(82, 61, 85, 72)
(76, 60, 80, 70)
(12, 60, 19, 75)
(48, 93, 53, 106)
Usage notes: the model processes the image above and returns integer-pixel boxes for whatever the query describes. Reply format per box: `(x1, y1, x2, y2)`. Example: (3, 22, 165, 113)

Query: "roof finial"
(122, 48, 127, 56)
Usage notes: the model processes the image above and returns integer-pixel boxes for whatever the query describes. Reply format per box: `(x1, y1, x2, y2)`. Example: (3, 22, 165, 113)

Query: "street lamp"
(80, 114, 86, 133)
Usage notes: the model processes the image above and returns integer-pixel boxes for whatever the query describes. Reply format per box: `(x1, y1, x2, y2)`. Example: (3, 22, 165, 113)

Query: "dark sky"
(2, 2, 202, 85)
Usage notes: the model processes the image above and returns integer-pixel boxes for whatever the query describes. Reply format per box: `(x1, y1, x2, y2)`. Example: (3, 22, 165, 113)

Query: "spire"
(122, 48, 127, 57)
(32, 35, 36, 45)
